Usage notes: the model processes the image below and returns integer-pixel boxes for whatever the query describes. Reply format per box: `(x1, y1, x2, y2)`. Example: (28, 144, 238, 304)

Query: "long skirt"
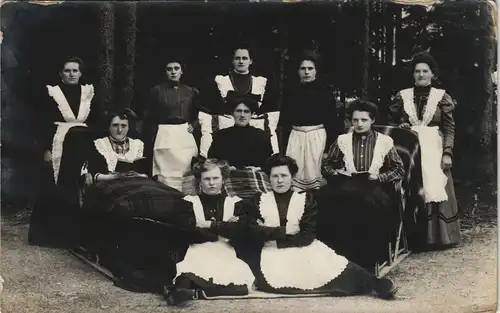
(28, 126, 91, 248)
(286, 127, 327, 191)
(174, 240, 255, 297)
(424, 169, 461, 248)
(316, 176, 397, 272)
(153, 123, 198, 192)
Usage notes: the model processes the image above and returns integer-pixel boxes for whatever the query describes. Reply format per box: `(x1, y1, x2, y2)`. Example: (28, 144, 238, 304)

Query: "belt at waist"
(292, 125, 324, 132)
(158, 117, 189, 125)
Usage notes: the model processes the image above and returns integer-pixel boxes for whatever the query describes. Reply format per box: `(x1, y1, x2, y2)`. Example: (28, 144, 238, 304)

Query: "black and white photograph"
(0, 0, 497, 312)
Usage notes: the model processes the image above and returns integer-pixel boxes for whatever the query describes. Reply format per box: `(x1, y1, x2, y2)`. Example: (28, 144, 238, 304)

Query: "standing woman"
(143, 57, 200, 192)
(199, 43, 280, 157)
(389, 52, 461, 250)
(29, 56, 97, 247)
(278, 50, 341, 191)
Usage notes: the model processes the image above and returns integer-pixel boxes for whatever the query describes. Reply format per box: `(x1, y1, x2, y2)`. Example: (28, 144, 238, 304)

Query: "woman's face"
(351, 110, 374, 133)
(165, 62, 183, 82)
(233, 103, 252, 127)
(60, 62, 82, 85)
(109, 116, 129, 142)
(232, 49, 252, 73)
(200, 167, 224, 195)
(413, 63, 433, 87)
(298, 60, 317, 83)
(269, 165, 293, 194)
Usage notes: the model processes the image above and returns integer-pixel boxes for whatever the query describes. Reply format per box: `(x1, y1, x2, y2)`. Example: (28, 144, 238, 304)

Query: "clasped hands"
(256, 219, 300, 235)
(196, 216, 240, 228)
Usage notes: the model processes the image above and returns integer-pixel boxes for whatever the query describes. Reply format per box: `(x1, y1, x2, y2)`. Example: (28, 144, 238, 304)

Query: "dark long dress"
(316, 130, 405, 272)
(173, 194, 254, 298)
(207, 125, 273, 169)
(389, 85, 461, 249)
(235, 190, 380, 296)
(28, 83, 98, 248)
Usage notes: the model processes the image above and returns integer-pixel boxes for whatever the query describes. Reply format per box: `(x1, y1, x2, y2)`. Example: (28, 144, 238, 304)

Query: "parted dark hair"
(192, 158, 231, 180)
(106, 108, 138, 126)
(231, 41, 254, 60)
(346, 99, 379, 120)
(164, 56, 186, 71)
(411, 52, 439, 76)
(61, 56, 85, 73)
(297, 50, 322, 71)
(263, 154, 299, 178)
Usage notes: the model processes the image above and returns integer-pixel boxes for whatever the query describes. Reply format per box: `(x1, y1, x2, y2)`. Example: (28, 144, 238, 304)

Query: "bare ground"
(0, 209, 497, 313)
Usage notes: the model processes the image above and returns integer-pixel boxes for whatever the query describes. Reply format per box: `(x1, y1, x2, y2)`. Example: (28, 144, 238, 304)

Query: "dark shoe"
(374, 278, 398, 300)
(164, 286, 196, 306)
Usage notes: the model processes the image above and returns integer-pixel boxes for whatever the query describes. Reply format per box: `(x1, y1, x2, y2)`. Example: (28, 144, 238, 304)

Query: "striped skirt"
(286, 126, 327, 191)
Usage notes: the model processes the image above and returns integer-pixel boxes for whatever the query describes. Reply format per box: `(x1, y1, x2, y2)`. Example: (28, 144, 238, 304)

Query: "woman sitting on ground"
(237, 154, 398, 299)
(165, 158, 255, 306)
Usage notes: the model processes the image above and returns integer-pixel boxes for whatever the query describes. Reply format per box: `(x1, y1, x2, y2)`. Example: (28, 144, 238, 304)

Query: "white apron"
(198, 75, 280, 157)
(259, 192, 349, 290)
(400, 87, 448, 203)
(336, 132, 395, 176)
(152, 123, 198, 191)
(47, 84, 94, 183)
(175, 195, 255, 289)
(286, 125, 327, 190)
(93, 137, 144, 172)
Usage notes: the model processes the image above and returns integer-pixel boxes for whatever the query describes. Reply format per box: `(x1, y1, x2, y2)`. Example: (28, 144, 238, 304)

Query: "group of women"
(27, 45, 462, 304)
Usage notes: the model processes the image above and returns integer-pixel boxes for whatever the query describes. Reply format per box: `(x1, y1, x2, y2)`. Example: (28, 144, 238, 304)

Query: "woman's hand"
(285, 224, 300, 235)
(246, 166, 261, 172)
(227, 216, 239, 223)
(187, 123, 194, 134)
(43, 150, 52, 163)
(368, 174, 379, 181)
(398, 122, 411, 129)
(229, 166, 237, 171)
(197, 220, 212, 229)
(441, 154, 452, 169)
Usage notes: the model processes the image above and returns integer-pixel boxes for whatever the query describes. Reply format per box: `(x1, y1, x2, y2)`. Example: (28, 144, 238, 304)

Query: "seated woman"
(237, 154, 398, 299)
(316, 100, 405, 272)
(76, 110, 191, 293)
(207, 94, 273, 170)
(165, 159, 255, 306)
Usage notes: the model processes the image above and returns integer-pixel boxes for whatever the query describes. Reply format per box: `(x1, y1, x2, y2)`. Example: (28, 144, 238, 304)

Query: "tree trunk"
(98, 2, 115, 118)
(118, 2, 137, 111)
(362, 0, 370, 100)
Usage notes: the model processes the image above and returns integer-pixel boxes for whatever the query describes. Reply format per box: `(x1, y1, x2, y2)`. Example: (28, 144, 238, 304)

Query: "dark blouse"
(278, 80, 342, 149)
(40, 83, 98, 150)
(186, 193, 245, 244)
(200, 71, 278, 115)
(389, 85, 456, 157)
(207, 125, 273, 169)
(321, 130, 404, 183)
(236, 191, 318, 249)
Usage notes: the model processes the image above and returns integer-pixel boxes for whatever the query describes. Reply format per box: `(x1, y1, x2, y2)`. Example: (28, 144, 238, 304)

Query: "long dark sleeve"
(200, 79, 225, 114)
(86, 146, 109, 177)
(276, 192, 317, 248)
(259, 77, 279, 114)
(321, 139, 345, 177)
(141, 87, 158, 158)
(40, 92, 58, 151)
(377, 146, 405, 183)
(440, 93, 456, 158)
(206, 132, 224, 160)
(324, 90, 341, 149)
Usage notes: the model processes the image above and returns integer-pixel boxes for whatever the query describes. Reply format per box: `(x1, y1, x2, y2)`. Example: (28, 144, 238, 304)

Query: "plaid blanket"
(224, 169, 272, 199)
(372, 125, 424, 248)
